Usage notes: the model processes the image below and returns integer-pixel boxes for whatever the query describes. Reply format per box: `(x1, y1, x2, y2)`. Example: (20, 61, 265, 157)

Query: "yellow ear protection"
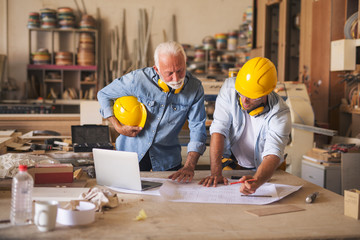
(158, 79, 183, 94)
(238, 96, 270, 117)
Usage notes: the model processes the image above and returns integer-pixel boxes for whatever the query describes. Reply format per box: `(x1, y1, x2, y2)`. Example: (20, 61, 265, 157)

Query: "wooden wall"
(254, 0, 350, 132)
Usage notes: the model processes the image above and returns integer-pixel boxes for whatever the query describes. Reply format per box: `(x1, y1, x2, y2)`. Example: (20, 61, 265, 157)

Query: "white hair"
(154, 41, 186, 69)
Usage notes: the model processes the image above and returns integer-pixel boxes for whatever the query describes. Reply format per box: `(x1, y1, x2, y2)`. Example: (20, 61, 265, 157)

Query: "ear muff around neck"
(158, 79, 183, 94)
(239, 97, 268, 117)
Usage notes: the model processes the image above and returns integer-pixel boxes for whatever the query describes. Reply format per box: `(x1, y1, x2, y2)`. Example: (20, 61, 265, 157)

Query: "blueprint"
(109, 178, 302, 205)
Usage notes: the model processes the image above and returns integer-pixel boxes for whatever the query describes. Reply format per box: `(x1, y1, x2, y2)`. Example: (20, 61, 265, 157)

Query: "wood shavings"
(73, 168, 83, 180)
(135, 209, 147, 221)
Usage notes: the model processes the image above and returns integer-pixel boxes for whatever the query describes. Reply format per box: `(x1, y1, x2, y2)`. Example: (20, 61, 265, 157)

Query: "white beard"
(159, 72, 185, 90)
(167, 78, 184, 89)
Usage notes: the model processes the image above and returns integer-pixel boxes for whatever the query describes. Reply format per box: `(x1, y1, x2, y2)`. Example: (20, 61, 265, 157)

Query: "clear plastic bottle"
(10, 165, 34, 225)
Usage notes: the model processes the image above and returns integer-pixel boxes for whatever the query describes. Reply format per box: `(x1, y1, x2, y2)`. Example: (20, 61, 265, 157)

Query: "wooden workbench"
(0, 170, 359, 239)
(0, 114, 80, 136)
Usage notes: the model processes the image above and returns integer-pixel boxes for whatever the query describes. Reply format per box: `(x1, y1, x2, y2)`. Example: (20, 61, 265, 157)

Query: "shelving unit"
(27, 28, 98, 100)
(185, 48, 250, 81)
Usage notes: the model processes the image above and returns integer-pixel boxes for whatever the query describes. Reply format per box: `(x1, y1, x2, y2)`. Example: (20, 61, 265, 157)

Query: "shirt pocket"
(142, 99, 156, 114)
(168, 103, 189, 125)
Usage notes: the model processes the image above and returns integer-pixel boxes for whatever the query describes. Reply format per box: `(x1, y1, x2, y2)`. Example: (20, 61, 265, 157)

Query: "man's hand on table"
(168, 166, 195, 183)
(198, 174, 229, 187)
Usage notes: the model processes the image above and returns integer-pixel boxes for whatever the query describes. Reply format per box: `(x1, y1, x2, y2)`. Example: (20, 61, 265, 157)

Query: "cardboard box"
(341, 153, 360, 194)
(28, 164, 73, 184)
(330, 39, 357, 71)
(344, 189, 360, 220)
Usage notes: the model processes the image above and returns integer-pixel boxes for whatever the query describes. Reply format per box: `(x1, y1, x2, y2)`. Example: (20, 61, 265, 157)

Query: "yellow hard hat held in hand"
(113, 96, 147, 128)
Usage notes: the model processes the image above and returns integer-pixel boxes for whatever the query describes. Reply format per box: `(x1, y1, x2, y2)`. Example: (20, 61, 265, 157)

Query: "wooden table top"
(0, 170, 359, 239)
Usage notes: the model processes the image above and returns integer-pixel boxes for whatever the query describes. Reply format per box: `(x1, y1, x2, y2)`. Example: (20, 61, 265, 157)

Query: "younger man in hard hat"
(97, 41, 207, 183)
(199, 57, 291, 195)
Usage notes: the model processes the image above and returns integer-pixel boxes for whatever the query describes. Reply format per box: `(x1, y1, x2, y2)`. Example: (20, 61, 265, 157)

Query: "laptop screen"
(93, 148, 143, 191)
(92, 148, 162, 191)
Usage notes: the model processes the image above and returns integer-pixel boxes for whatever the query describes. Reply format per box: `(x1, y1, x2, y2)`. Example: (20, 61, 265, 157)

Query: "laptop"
(92, 148, 162, 191)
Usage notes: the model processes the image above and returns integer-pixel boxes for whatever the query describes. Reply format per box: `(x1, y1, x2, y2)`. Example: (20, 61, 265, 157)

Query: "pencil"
(230, 179, 256, 185)
(241, 195, 272, 197)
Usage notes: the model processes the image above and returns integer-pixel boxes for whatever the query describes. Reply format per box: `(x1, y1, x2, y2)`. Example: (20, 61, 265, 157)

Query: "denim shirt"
(97, 67, 207, 171)
(210, 77, 291, 168)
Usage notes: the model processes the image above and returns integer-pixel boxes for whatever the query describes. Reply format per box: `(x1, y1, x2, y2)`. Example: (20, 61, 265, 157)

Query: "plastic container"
(10, 165, 34, 225)
(57, 201, 96, 226)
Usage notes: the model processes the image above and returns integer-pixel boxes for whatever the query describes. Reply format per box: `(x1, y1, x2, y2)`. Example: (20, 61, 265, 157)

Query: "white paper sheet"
(109, 178, 302, 205)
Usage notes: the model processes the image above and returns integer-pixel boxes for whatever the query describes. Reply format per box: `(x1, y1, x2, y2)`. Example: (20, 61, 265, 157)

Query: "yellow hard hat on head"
(113, 96, 147, 128)
(235, 57, 277, 99)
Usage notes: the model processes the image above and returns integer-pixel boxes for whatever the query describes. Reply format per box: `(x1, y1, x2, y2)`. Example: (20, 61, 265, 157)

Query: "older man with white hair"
(97, 41, 207, 182)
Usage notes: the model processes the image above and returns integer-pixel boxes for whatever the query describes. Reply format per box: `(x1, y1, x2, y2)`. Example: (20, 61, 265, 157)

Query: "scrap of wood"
(14, 145, 31, 151)
(80, 0, 87, 14)
(5, 141, 23, 149)
(245, 205, 305, 217)
(118, 9, 126, 77)
(73, 168, 83, 180)
(163, 29, 168, 42)
(0, 137, 13, 148)
(142, 7, 154, 67)
(172, 14, 177, 41)
(0, 130, 16, 137)
(20, 135, 71, 141)
(62, 146, 73, 152)
(30, 150, 46, 155)
(96, 7, 104, 89)
(73, 0, 82, 20)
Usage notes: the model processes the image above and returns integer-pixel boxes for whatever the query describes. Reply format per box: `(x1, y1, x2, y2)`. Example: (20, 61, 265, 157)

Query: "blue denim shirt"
(97, 67, 207, 171)
(210, 77, 291, 168)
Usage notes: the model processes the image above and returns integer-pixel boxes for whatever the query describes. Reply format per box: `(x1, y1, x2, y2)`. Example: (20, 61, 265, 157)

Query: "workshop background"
(0, 0, 360, 194)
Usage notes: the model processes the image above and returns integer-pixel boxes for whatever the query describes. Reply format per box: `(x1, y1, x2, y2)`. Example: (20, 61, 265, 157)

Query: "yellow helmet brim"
(139, 103, 147, 128)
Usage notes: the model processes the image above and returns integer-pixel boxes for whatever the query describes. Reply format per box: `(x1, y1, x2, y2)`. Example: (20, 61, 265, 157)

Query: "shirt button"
(152, 130, 155, 133)
(174, 107, 177, 110)
(157, 117, 160, 120)
(161, 104, 164, 107)
(148, 142, 151, 145)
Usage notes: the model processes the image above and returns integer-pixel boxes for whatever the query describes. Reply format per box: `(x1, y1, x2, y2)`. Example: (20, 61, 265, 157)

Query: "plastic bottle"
(10, 165, 34, 225)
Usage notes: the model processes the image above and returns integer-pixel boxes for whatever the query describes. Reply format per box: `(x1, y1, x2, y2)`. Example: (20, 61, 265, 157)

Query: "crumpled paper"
(80, 187, 119, 212)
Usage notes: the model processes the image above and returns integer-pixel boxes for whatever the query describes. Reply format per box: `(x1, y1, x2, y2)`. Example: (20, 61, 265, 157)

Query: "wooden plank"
(277, 0, 287, 83)
(0, 115, 80, 136)
(358, 0, 360, 39)
(310, 0, 331, 123)
(20, 135, 71, 140)
(0, 137, 12, 148)
(245, 204, 305, 217)
(329, 0, 346, 131)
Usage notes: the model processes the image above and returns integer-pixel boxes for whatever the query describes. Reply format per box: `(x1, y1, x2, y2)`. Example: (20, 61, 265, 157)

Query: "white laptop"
(92, 148, 162, 191)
